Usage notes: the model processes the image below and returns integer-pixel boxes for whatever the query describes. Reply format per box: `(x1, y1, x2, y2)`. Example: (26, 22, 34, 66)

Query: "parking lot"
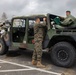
(0, 49, 76, 75)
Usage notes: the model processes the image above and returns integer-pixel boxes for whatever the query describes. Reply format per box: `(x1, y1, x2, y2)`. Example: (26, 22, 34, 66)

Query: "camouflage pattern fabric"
(32, 21, 46, 61)
(32, 40, 42, 61)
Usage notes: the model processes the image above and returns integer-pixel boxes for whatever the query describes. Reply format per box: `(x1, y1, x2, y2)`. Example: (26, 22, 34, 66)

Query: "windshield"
(48, 14, 64, 28)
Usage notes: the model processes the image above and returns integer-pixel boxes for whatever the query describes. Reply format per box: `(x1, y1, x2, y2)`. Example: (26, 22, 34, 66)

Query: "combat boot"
(32, 60, 37, 65)
(37, 61, 46, 68)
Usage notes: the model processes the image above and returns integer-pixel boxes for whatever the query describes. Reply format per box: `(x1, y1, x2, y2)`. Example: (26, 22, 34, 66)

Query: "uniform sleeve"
(61, 18, 74, 26)
(37, 21, 46, 27)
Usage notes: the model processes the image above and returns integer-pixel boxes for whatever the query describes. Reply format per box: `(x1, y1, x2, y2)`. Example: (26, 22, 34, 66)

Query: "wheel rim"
(57, 50, 69, 61)
(0, 43, 2, 52)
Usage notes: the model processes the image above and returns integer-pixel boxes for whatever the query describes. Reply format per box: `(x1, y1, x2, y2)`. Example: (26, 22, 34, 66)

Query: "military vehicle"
(0, 13, 76, 67)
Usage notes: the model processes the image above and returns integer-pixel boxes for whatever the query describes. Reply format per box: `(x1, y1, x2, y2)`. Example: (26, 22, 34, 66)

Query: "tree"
(1, 12, 7, 22)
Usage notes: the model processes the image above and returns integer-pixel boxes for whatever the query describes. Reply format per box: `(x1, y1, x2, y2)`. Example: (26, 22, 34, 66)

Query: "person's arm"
(39, 21, 46, 27)
(35, 21, 46, 27)
(61, 18, 74, 26)
(59, 16, 65, 20)
(61, 15, 76, 26)
(37, 18, 46, 27)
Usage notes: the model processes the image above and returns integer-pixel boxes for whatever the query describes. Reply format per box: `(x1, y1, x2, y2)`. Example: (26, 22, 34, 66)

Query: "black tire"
(0, 39, 8, 55)
(50, 42, 76, 67)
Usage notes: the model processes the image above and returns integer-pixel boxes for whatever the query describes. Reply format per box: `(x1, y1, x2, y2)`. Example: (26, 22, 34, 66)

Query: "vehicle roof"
(12, 14, 47, 19)
(12, 14, 62, 20)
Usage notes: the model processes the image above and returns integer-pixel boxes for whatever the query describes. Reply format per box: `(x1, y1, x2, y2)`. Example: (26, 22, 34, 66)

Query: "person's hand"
(59, 16, 65, 19)
(43, 18, 46, 21)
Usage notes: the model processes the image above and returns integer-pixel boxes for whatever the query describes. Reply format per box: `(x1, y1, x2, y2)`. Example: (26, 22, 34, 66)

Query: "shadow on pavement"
(6, 49, 51, 64)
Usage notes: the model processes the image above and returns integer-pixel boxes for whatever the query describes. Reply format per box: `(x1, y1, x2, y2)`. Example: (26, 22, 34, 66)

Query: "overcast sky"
(0, 0, 76, 18)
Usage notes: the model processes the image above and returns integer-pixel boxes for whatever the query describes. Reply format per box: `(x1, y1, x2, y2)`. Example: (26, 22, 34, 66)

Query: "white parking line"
(0, 59, 63, 75)
(0, 69, 33, 72)
(0, 62, 6, 63)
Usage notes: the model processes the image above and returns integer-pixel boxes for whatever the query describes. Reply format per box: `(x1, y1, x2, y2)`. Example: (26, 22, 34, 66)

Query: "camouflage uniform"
(32, 21, 46, 61)
(61, 15, 76, 26)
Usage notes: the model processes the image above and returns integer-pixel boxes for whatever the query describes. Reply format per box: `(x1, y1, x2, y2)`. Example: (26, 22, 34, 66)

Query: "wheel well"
(48, 36, 76, 49)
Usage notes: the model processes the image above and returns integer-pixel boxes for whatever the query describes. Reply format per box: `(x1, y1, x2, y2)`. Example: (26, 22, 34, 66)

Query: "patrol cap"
(66, 10, 71, 13)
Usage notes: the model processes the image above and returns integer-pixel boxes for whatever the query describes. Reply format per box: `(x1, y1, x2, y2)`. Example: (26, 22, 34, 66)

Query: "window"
(29, 20, 35, 28)
(28, 19, 35, 43)
(12, 19, 26, 42)
(13, 19, 25, 27)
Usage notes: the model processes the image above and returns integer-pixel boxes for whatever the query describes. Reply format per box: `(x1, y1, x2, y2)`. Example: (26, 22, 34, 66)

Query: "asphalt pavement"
(0, 49, 76, 75)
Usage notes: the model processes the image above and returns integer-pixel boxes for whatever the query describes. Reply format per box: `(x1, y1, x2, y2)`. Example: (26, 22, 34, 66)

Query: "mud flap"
(4, 33, 11, 46)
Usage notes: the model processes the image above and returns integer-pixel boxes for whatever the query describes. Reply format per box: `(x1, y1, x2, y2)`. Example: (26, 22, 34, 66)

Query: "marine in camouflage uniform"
(32, 17, 46, 68)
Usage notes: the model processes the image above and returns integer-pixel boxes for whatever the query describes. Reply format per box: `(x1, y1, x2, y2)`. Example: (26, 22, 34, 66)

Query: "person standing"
(32, 17, 46, 68)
